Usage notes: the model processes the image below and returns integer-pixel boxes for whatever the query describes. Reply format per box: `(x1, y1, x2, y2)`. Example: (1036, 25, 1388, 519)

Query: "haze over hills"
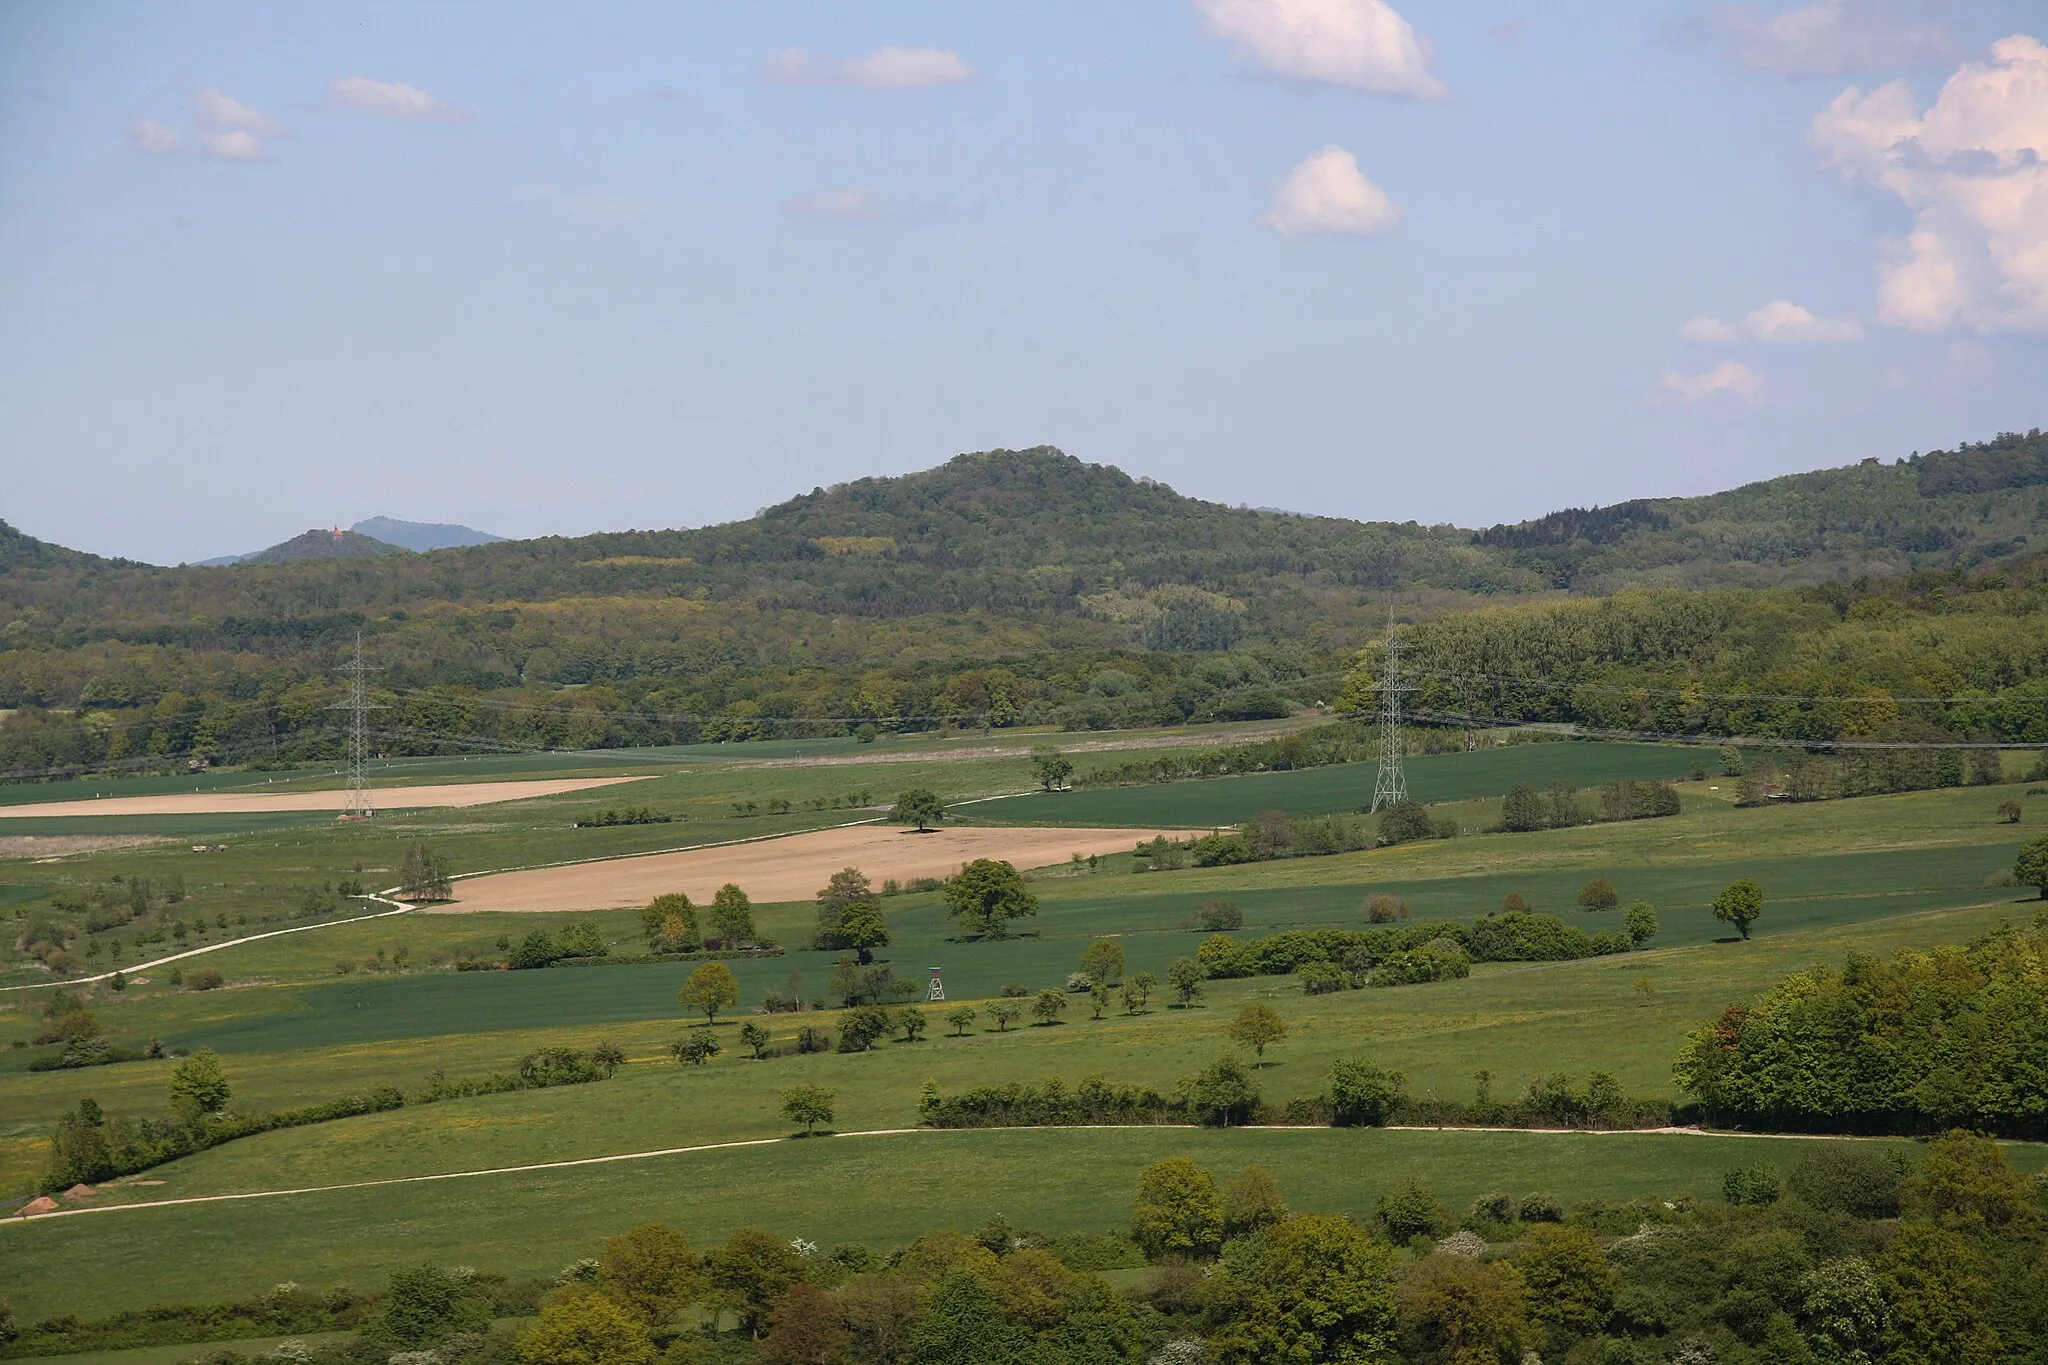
(349, 516, 506, 553)
(195, 517, 505, 566)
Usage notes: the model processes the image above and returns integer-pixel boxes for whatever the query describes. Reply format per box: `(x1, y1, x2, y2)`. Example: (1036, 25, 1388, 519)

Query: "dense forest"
(2, 432, 2045, 780)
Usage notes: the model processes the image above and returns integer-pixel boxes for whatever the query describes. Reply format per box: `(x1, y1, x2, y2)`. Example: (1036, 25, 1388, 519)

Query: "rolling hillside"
(1, 432, 2044, 778)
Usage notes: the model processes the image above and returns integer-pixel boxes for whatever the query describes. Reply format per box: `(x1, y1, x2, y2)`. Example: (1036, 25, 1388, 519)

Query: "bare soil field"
(0, 834, 168, 859)
(438, 823, 1196, 912)
(0, 777, 656, 820)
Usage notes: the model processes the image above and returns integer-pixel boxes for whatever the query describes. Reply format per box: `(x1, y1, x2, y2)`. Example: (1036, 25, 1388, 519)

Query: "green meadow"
(2, 732, 2043, 1328)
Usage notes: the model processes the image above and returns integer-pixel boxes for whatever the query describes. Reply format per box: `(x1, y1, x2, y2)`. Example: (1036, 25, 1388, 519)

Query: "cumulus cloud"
(1694, 0, 1955, 78)
(785, 186, 885, 220)
(195, 130, 268, 161)
(763, 45, 973, 88)
(327, 75, 470, 122)
(1662, 361, 1765, 403)
(1810, 34, 2048, 332)
(129, 89, 282, 160)
(195, 87, 282, 135)
(127, 118, 183, 155)
(1682, 300, 1863, 342)
(1194, 0, 1445, 98)
(1266, 145, 1401, 236)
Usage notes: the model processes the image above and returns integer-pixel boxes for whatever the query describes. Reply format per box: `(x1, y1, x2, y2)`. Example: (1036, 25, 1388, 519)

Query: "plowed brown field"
(436, 823, 1195, 912)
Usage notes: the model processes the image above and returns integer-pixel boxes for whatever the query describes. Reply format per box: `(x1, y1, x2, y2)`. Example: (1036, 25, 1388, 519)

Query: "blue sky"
(2, 0, 2043, 564)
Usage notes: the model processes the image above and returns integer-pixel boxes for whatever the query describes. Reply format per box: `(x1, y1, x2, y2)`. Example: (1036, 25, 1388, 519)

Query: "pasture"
(2, 730, 2042, 1331)
(12, 1121, 2048, 1322)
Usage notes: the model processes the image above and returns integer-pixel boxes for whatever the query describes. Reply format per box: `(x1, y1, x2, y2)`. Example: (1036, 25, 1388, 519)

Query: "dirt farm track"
(439, 824, 1196, 912)
(0, 777, 655, 820)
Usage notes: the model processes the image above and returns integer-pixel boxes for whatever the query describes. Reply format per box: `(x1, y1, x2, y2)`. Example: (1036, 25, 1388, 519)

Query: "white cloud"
(1194, 0, 1445, 98)
(1266, 145, 1401, 236)
(1681, 316, 1741, 342)
(1662, 361, 1765, 403)
(1743, 299, 1865, 341)
(195, 130, 268, 161)
(1810, 34, 2048, 332)
(195, 88, 281, 135)
(523, 185, 652, 226)
(125, 88, 282, 161)
(327, 75, 470, 123)
(127, 118, 183, 155)
(1696, 0, 1955, 78)
(785, 186, 885, 220)
(1683, 300, 1864, 342)
(763, 45, 973, 89)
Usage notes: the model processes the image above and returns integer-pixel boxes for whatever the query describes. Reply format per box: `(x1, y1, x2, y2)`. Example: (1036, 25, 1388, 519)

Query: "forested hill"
(1475, 428, 2047, 591)
(1, 434, 2045, 778)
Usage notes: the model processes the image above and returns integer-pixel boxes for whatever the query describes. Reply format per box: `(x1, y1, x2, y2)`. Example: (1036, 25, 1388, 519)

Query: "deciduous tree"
(944, 859, 1038, 939)
(1712, 878, 1764, 939)
(168, 1048, 231, 1118)
(1131, 1157, 1223, 1259)
(678, 962, 739, 1025)
(1227, 1002, 1287, 1065)
(780, 1084, 835, 1136)
(1199, 1213, 1399, 1364)
(597, 1223, 702, 1328)
(709, 883, 757, 947)
(890, 788, 945, 832)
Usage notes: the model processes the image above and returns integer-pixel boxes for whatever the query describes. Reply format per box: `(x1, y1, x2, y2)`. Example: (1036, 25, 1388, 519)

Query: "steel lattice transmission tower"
(332, 634, 382, 819)
(1369, 612, 1413, 811)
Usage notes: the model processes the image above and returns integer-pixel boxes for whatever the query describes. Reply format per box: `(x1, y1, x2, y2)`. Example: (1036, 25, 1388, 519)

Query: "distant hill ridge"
(235, 529, 410, 566)
(350, 516, 505, 553)
(4, 428, 2043, 604)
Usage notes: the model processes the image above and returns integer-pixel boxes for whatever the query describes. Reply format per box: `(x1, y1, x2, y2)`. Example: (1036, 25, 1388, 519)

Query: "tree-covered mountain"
(231, 529, 411, 566)
(1, 433, 2045, 779)
(1474, 428, 2047, 591)
(349, 516, 505, 552)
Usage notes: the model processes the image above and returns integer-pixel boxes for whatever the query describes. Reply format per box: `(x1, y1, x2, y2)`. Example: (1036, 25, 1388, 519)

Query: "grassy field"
(977, 741, 1702, 826)
(11, 1121, 2047, 1322)
(3, 735, 2042, 1327)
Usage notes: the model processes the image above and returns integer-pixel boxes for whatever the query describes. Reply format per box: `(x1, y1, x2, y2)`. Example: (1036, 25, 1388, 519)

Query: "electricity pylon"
(1369, 611, 1413, 812)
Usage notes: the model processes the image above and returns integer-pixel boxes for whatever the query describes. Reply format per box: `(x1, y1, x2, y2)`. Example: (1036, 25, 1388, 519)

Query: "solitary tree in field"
(1712, 878, 1765, 939)
(947, 1005, 978, 1036)
(1576, 878, 1620, 911)
(989, 1001, 1023, 1032)
(1167, 956, 1205, 1006)
(2019, 834, 2048, 900)
(780, 1084, 835, 1136)
(1030, 746, 1074, 792)
(891, 788, 945, 832)
(944, 859, 1039, 939)
(1228, 1003, 1288, 1066)
(679, 962, 741, 1025)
